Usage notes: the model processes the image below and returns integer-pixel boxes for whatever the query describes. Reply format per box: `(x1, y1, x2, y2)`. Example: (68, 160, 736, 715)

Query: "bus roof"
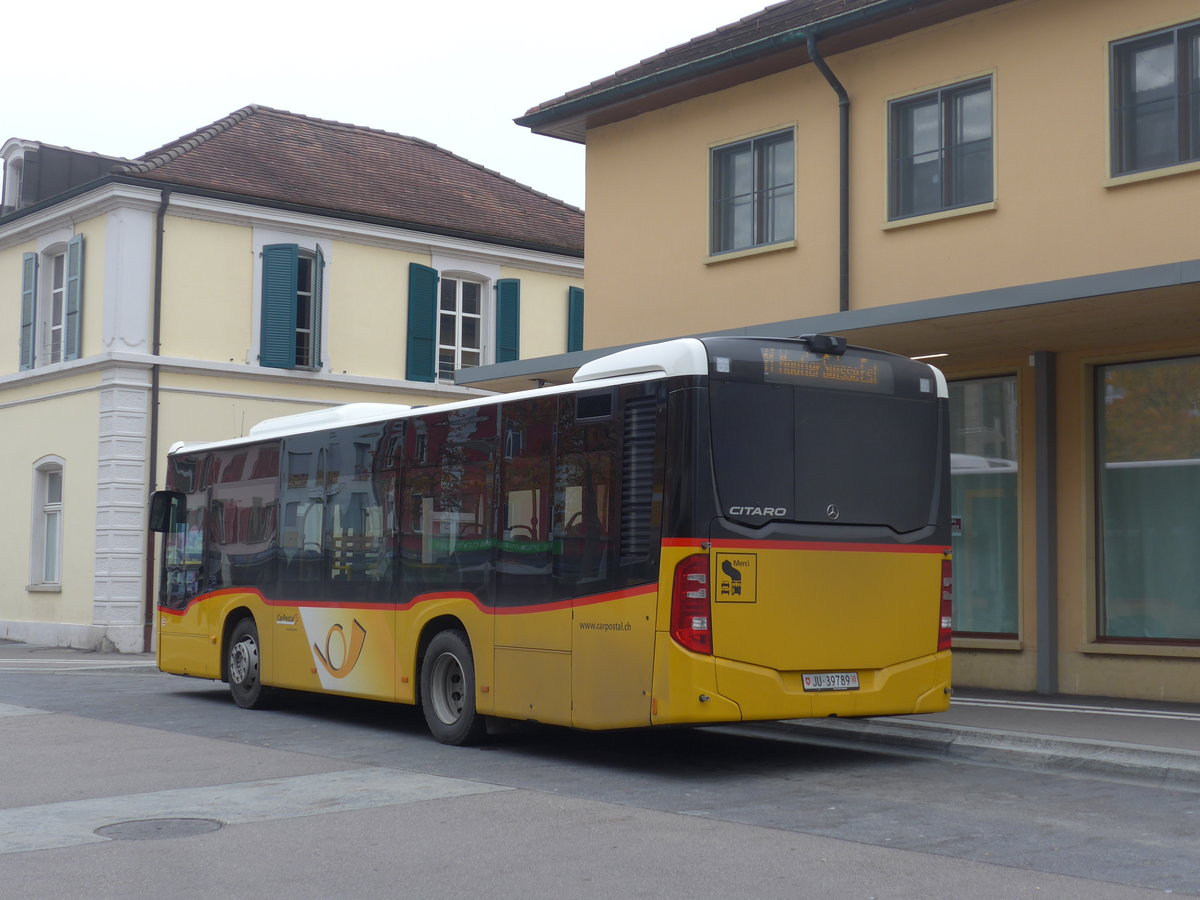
(167, 370, 661, 457)
(167, 335, 945, 456)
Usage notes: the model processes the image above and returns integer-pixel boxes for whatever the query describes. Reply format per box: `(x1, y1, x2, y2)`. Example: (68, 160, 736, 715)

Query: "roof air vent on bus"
(798, 334, 848, 355)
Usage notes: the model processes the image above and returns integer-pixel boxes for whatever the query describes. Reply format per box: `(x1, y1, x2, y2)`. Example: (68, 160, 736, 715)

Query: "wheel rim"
(230, 634, 259, 687)
(429, 651, 466, 725)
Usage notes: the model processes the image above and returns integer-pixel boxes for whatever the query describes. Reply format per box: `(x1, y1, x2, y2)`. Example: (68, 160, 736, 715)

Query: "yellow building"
(0, 106, 583, 652)
(469, 0, 1200, 702)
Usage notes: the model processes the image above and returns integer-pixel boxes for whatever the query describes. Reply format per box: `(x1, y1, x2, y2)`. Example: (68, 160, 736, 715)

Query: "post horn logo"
(313, 619, 367, 679)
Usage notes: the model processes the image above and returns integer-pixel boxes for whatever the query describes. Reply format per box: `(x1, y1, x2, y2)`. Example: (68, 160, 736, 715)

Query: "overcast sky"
(5, 0, 773, 210)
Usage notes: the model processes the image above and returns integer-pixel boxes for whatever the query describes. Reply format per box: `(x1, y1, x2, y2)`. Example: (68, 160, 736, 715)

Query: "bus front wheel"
(420, 629, 486, 745)
(228, 618, 273, 709)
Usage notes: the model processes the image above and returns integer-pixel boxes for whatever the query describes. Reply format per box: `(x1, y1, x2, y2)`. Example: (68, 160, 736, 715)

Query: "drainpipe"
(805, 32, 850, 312)
(142, 188, 170, 651)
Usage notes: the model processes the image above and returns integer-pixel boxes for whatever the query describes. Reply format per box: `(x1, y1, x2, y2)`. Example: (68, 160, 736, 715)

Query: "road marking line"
(0, 767, 511, 854)
(0, 659, 156, 669)
(0, 703, 51, 718)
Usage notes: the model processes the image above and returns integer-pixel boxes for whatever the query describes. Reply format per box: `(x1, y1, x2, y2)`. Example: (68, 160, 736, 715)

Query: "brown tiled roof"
(519, 0, 1011, 137)
(523, 0, 865, 117)
(117, 106, 583, 255)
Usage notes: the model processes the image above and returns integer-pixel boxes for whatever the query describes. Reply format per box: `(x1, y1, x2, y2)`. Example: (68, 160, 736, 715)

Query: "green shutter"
(495, 278, 521, 363)
(64, 234, 84, 361)
(406, 263, 438, 382)
(20, 252, 37, 371)
(312, 245, 325, 369)
(260, 243, 299, 369)
(567, 286, 584, 353)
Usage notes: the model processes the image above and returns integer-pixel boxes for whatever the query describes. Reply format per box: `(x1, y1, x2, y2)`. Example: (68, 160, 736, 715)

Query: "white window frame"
(430, 253, 499, 382)
(294, 250, 318, 369)
(43, 246, 67, 365)
(2, 156, 23, 210)
(30, 456, 65, 590)
(437, 274, 485, 381)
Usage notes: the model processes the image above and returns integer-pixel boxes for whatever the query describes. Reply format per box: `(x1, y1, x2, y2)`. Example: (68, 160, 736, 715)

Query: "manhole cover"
(94, 818, 223, 840)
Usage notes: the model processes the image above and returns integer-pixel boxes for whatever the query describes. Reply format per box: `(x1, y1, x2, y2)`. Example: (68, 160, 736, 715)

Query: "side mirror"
(148, 491, 186, 533)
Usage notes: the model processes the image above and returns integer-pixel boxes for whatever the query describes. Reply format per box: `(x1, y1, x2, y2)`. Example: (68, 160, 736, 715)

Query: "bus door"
(565, 387, 660, 730)
(493, 398, 571, 724)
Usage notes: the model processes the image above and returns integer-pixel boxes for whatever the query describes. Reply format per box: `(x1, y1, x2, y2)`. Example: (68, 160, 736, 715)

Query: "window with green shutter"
(261, 243, 324, 370)
(18, 234, 85, 370)
(409, 264, 512, 382)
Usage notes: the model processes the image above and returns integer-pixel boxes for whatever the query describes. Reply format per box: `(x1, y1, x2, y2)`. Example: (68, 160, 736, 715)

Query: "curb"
(732, 718, 1200, 791)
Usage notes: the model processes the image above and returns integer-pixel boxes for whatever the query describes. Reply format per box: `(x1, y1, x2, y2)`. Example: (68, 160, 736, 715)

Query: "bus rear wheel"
(420, 629, 486, 745)
(228, 618, 273, 709)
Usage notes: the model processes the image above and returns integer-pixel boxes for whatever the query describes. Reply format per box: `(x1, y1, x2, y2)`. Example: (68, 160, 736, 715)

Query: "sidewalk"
(764, 689, 1200, 790)
(4, 640, 1198, 789)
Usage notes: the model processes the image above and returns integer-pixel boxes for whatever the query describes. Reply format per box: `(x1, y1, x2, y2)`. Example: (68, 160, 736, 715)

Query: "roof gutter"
(516, 0, 925, 136)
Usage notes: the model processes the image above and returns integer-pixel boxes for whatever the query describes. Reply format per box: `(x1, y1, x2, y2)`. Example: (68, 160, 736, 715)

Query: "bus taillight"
(938, 557, 954, 652)
(671, 554, 712, 655)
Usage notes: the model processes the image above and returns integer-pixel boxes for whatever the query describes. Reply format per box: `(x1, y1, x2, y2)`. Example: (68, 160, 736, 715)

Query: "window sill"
(952, 636, 1022, 651)
(1080, 640, 1200, 659)
(882, 201, 997, 231)
(26, 584, 62, 593)
(1106, 158, 1200, 188)
(704, 240, 797, 266)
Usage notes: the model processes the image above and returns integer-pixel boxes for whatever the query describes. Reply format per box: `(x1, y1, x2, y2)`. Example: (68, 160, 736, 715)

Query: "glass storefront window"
(1098, 357, 1200, 641)
(949, 377, 1019, 636)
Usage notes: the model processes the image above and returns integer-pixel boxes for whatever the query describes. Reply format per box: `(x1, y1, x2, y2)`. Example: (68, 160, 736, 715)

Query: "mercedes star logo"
(826, 504, 841, 520)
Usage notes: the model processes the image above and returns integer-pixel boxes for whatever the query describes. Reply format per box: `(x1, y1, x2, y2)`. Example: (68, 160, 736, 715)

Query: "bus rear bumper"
(716, 650, 952, 720)
(650, 638, 952, 726)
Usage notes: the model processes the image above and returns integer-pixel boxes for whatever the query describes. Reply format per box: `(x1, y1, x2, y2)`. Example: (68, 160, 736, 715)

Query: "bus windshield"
(706, 340, 943, 533)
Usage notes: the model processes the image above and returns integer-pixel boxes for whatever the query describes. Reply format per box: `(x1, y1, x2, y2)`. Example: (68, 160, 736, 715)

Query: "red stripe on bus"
(159, 584, 656, 618)
(662, 537, 949, 553)
(158, 587, 268, 617)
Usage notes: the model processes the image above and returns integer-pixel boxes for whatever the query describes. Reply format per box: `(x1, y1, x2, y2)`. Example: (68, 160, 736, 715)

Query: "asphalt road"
(1, 647, 1195, 898)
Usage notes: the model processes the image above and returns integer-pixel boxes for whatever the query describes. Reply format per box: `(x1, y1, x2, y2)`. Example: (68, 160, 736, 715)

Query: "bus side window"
(280, 436, 325, 599)
(554, 395, 619, 598)
(398, 408, 495, 603)
(496, 398, 555, 607)
(206, 445, 280, 592)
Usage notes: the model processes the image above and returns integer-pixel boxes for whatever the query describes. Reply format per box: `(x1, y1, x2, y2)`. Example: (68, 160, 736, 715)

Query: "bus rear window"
(709, 378, 941, 533)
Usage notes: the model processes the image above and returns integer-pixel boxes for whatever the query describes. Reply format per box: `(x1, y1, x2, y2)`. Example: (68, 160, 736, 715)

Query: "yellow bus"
(149, 335, 952, 744)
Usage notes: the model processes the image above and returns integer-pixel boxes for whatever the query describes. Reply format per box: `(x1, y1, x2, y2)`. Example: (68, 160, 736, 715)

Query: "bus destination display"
(760, 346, 894, 393)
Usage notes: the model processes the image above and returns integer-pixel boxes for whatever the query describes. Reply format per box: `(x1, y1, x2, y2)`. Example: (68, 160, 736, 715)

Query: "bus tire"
(420, 629, 486, 745)
(227, 618, 273, 709)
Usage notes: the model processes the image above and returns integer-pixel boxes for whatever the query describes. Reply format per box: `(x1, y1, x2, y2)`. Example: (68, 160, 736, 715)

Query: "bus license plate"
(802, 672, 860, 692)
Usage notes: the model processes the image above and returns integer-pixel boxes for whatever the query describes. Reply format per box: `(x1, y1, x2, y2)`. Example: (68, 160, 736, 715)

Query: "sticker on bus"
(802, 672, 860, 692)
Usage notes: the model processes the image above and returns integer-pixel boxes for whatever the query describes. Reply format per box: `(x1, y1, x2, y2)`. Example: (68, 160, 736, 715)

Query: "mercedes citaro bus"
(149, 334, 952, 744)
